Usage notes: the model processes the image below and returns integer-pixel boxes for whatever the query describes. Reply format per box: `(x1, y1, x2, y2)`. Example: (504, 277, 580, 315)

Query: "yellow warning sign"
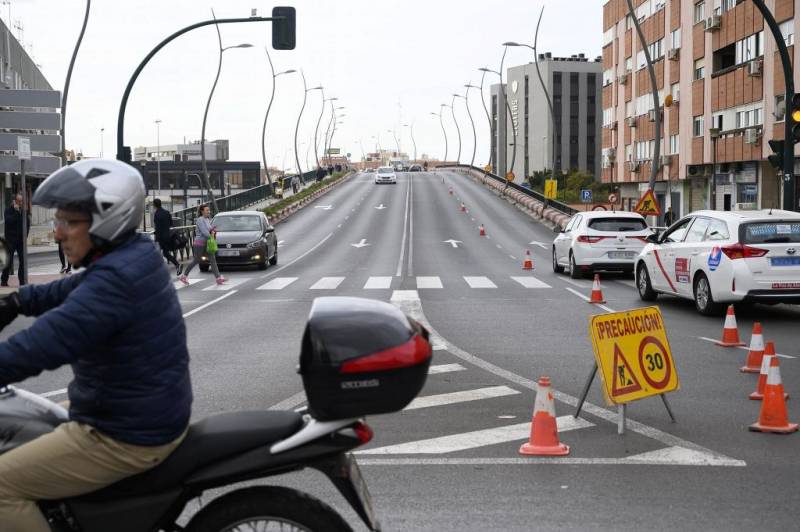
(544, 179, 558, 199)
(588, 306, 679, 404)
(634, 189, 662, 216)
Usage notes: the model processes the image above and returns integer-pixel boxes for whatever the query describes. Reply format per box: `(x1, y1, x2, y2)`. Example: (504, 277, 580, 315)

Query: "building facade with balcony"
(601, 0, 798, 219)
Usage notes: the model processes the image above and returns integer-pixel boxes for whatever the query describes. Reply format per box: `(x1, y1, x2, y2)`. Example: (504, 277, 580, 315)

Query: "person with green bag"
(179, 204, 224, 285)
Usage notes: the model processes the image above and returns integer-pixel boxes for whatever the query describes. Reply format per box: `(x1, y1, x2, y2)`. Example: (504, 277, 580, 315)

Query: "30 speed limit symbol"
(638, 336, 672, 389)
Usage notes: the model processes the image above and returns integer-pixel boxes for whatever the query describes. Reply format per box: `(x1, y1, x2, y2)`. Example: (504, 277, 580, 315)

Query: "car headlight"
(247, 240, 262, 249)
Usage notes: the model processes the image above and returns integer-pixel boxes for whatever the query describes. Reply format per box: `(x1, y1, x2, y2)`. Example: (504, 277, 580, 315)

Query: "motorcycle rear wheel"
(186, 486, 352, 532)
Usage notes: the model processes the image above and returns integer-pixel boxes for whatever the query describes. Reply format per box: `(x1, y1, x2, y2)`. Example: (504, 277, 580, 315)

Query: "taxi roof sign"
(634, 189, 661, 216)
(588, 306, 679, 404)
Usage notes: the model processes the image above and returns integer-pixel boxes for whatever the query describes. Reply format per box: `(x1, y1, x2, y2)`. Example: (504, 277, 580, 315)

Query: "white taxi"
(552, 211, 652, 279)
(635, 209, 800, 315)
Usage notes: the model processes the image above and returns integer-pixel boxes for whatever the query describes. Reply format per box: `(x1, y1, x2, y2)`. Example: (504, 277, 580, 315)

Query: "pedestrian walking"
(152, 198, 182, 275)
(316, 166, 325, 183)
(50, 219, 72, 274)
(663, 206, 675, 227)
(1, 194, 30, 287)
(178, 205, 223, 285)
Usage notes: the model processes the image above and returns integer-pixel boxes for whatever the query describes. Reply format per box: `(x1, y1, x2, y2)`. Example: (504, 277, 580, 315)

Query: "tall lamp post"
(478, 67, 499, 173)
(710, 128, 720, 210)
(325, 105, 344, 166)
(154, 119, 162, 196)
(389, 129, 400, 155)
(314, 94, 335, 169)
(452, 93, 466, 164)
(403, 123, 416, 163)
(99, 127, 104, 158)
(294, 70, 323, 180)
(201, 15, 252, 213)
(463, 85, 478, 169)
(261, 46, 295, 189)
(498, 44, 516, 178)
(430, 108, 448, 164)
(60, 0, 90, 167)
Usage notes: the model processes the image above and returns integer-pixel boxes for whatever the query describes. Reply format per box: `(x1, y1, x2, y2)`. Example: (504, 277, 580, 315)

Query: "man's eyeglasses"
(53, 218, 91, 230)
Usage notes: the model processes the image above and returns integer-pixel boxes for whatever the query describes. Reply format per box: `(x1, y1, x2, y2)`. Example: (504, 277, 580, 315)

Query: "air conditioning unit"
(667, 48, 680, 61)
(704, 14, 721, 31)
(618, 72, 628, 85)
(648, 109, 659, 122)
(660, 154, 673, 166)
(748, 59, 763, 76)
(744, 128, 761, 144)
(626, 116, 637, 127)
(687, 164, 710, 177)
(610, 120, 618, 130)
(628, 161, 640, 172)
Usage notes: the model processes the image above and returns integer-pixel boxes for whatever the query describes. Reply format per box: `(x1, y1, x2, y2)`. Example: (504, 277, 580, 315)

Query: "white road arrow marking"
(351, 239, 371, 248)
(375, 204, 387, 210)
(314, 205, 333, 210)
(277, 240, 285, 248)
(443, 239, 462, 248)
(529, 241, 549, 249)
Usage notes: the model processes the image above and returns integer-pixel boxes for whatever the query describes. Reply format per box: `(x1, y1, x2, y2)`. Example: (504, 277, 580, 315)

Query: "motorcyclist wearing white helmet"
(0, 159, 192, 531)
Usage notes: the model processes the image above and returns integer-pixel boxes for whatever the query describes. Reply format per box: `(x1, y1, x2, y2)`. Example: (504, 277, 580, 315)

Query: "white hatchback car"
(374, 166, 397, 184)
(635, 209, 800, 315)
(553, 211, 651, 278)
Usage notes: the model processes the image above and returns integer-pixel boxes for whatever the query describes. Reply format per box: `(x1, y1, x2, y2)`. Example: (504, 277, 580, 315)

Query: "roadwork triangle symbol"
(634, 189, 661, 216)
(611, 344, 643, 397)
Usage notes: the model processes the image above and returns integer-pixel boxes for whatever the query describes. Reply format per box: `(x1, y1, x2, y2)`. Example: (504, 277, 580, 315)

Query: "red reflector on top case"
(340, 335, 431, 373)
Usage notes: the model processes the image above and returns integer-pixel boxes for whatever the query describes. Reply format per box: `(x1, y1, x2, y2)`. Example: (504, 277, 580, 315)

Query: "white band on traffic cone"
(766, 363, 782, 386)
(750, 334, 764, 351)
(534, 383, 556, 417)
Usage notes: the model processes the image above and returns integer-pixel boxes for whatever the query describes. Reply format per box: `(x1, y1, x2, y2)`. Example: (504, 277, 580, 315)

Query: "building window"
(694, 1, 705, 24)
(671, 83, 680, 102)
(603, 68, 613, 86)
(648, 38, 664, 61)
(780, 20, 794, 46)
(735, 107, 763, 128)
(693, 115, 704, 137)
(603, 108, 614, 127)
(626, 101, 634, 117)
(671, 28, 681, 50)
(637, 50, 647, 71)
(735, 32, 763, 64)
(694, 58, 705, 80)
(722, 0, 737, 12)
(669, 134, 679, 154)
(625, 144, 633, 161)
(775, 94, 786, 122)
(625, 57, 633, 71)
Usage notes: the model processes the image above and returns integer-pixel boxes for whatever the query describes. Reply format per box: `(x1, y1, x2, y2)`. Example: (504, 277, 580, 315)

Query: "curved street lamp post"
(294, 70, 323, 181)
(463, 84, 478, 169)
(261, 46, 295, 190)
(403, 123, 416, 163)
(478, 67, 499, 173)
(430, 108, 448, 164)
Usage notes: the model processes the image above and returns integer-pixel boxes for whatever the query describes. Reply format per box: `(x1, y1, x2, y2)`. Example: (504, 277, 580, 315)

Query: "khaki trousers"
(0, 421, 186, 532)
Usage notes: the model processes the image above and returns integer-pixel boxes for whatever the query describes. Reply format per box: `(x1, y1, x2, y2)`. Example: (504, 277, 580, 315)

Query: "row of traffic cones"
(715, 306, 797, 434)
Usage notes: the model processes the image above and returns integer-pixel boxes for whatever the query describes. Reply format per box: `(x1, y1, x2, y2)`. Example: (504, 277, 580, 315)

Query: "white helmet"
(33, 159, 145, 245)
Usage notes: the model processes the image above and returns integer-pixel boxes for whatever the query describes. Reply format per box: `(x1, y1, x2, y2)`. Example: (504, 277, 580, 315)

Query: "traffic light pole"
(753, 0, 796, 211)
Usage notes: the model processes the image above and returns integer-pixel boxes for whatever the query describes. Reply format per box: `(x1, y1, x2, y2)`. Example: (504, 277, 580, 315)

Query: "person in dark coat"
(663, 206, 675, 227)
(316, 166, 325, 182)
(153, 198, 181, 274)
(1, 193, 30, 287)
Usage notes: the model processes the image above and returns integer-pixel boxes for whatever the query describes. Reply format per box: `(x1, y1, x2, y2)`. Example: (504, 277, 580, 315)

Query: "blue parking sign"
(581, 189, 593, 203)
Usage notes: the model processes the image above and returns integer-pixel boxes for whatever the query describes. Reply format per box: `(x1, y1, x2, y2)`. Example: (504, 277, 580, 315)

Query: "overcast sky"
(8, 0, 602, 170)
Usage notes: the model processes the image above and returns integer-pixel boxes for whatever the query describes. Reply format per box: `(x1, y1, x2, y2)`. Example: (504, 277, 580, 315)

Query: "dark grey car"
(200, 211, 277, 271)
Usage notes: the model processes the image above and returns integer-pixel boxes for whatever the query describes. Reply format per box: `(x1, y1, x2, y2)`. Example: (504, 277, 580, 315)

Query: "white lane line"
(432, 344, 447, 351)
(496, 244, 502, 249)
(395, 175, 411, 277)
(416, 276, 443, 289)
(173, 278, 205, 290)
(565, 287, 616, 313)
(389, 290, 745, 467)
(310, 277, 345, 290)
(260, 232, 333, 279)
(561, 277, 590, 288)
(202, 277, 251, 291)
(404, 385, 519, 411)
(269, 390, 307, 410)
(464, 276, 497, 289)
(511, 276, 552, 289)
(183, 291, 238, 318)
(428, 363, 466, 375)
(364, 276, 393, 289)
(509, 255, 518, 260)
(358, 416, 591, 455)
(257, 277, 298, 290)
(697, 336, 795, 359)
(615, 279, 637, 289)
(40, 388, 68, 398)
(407, 174, 414, 276)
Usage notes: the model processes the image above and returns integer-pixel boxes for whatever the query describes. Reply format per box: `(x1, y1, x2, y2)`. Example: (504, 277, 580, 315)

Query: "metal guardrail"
(443, 164, 579, 217)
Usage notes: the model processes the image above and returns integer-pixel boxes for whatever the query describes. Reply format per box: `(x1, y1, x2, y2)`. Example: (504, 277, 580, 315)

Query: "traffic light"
(768, 139, 785, 171)
(792, 93, 800, 143)
(271, 7, 296, 50)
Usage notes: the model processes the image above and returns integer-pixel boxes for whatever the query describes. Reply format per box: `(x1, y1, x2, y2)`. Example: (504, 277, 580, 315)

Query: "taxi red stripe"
(653, 250, 677, 293)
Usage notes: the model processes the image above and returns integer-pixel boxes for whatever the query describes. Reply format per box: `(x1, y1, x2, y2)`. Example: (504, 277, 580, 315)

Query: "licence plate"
(770, 256, 800, 266)
(609, 251, 636, 259)
(217, 249, 240, 257)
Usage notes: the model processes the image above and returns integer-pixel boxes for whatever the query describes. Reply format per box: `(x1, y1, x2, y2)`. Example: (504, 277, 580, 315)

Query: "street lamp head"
(465, 84, 478, 89)
(479, 67, 500, 76)
(307, 85, 323, 92)
(224, 43, 253, 51)
(277, 69, 297, 76)
(453, 93, 463, 98)
(503, 41, 521, 47)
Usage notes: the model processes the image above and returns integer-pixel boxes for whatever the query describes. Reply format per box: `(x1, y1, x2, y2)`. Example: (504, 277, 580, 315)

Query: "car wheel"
(269, 250, 278, 266)
(552, 247, 564, 273)
(637, 262, 658, 301)
(199, 264, 210, 273)
(569, 252, 583, 279)
(694, 273, 722, 316)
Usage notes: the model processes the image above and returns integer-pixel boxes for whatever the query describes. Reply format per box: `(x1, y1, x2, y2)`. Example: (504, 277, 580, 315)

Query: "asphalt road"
(4, 170, 800, 531)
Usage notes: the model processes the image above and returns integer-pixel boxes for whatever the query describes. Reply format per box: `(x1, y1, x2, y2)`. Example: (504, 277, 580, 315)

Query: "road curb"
(269, 172, 355, 225)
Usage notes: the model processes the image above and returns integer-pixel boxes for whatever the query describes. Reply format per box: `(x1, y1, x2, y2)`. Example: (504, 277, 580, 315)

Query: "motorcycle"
(0, 237, 432, 531)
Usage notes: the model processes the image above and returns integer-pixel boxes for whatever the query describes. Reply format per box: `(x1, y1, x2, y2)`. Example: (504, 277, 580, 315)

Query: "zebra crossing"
(174, 274, 555, 292)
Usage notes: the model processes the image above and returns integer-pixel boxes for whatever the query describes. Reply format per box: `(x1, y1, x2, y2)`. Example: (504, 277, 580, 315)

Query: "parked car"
(635, 209, 800, 315)
(553, 211, 651, 278)
(365, 168, 376, 173)
(409, 164, 423, 172)
(202, 211, 277, 271)
(375, 166, 397, 184)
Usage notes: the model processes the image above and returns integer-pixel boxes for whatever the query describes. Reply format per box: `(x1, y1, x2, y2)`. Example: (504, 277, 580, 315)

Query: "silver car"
(201, 211, 278, 271)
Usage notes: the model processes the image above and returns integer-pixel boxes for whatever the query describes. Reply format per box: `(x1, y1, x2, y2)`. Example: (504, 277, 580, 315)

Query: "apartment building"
(601, 0, 798, 218)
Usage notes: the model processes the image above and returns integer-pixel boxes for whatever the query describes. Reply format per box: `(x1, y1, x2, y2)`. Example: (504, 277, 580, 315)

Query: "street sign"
(608, 193, 618, 204)
(581, 189, 592, 203)
(505, 171, 515, 181)
(634, 189, 662, 216)
(327, 148, 340, 155)
(17, 137, 31, 160)
(589, 306, 679, 405)
(544, 179, 557, 199)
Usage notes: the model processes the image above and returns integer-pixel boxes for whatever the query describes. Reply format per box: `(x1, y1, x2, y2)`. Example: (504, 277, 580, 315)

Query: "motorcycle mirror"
(0, 237, 9, 271)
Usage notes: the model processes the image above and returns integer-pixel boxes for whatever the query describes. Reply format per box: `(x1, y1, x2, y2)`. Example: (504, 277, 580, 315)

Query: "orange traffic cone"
(715, 305, 746, 347)
(522, 250, 533, 270)
(460, 202, 466, 212)
(749, 356, 798, 434)
(740, 322, 765, 373)
(519, 376, 569, 456)
(749, 342, 788, 401)
(479, 224, 486, 236)
(588, 274, 606, 304)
